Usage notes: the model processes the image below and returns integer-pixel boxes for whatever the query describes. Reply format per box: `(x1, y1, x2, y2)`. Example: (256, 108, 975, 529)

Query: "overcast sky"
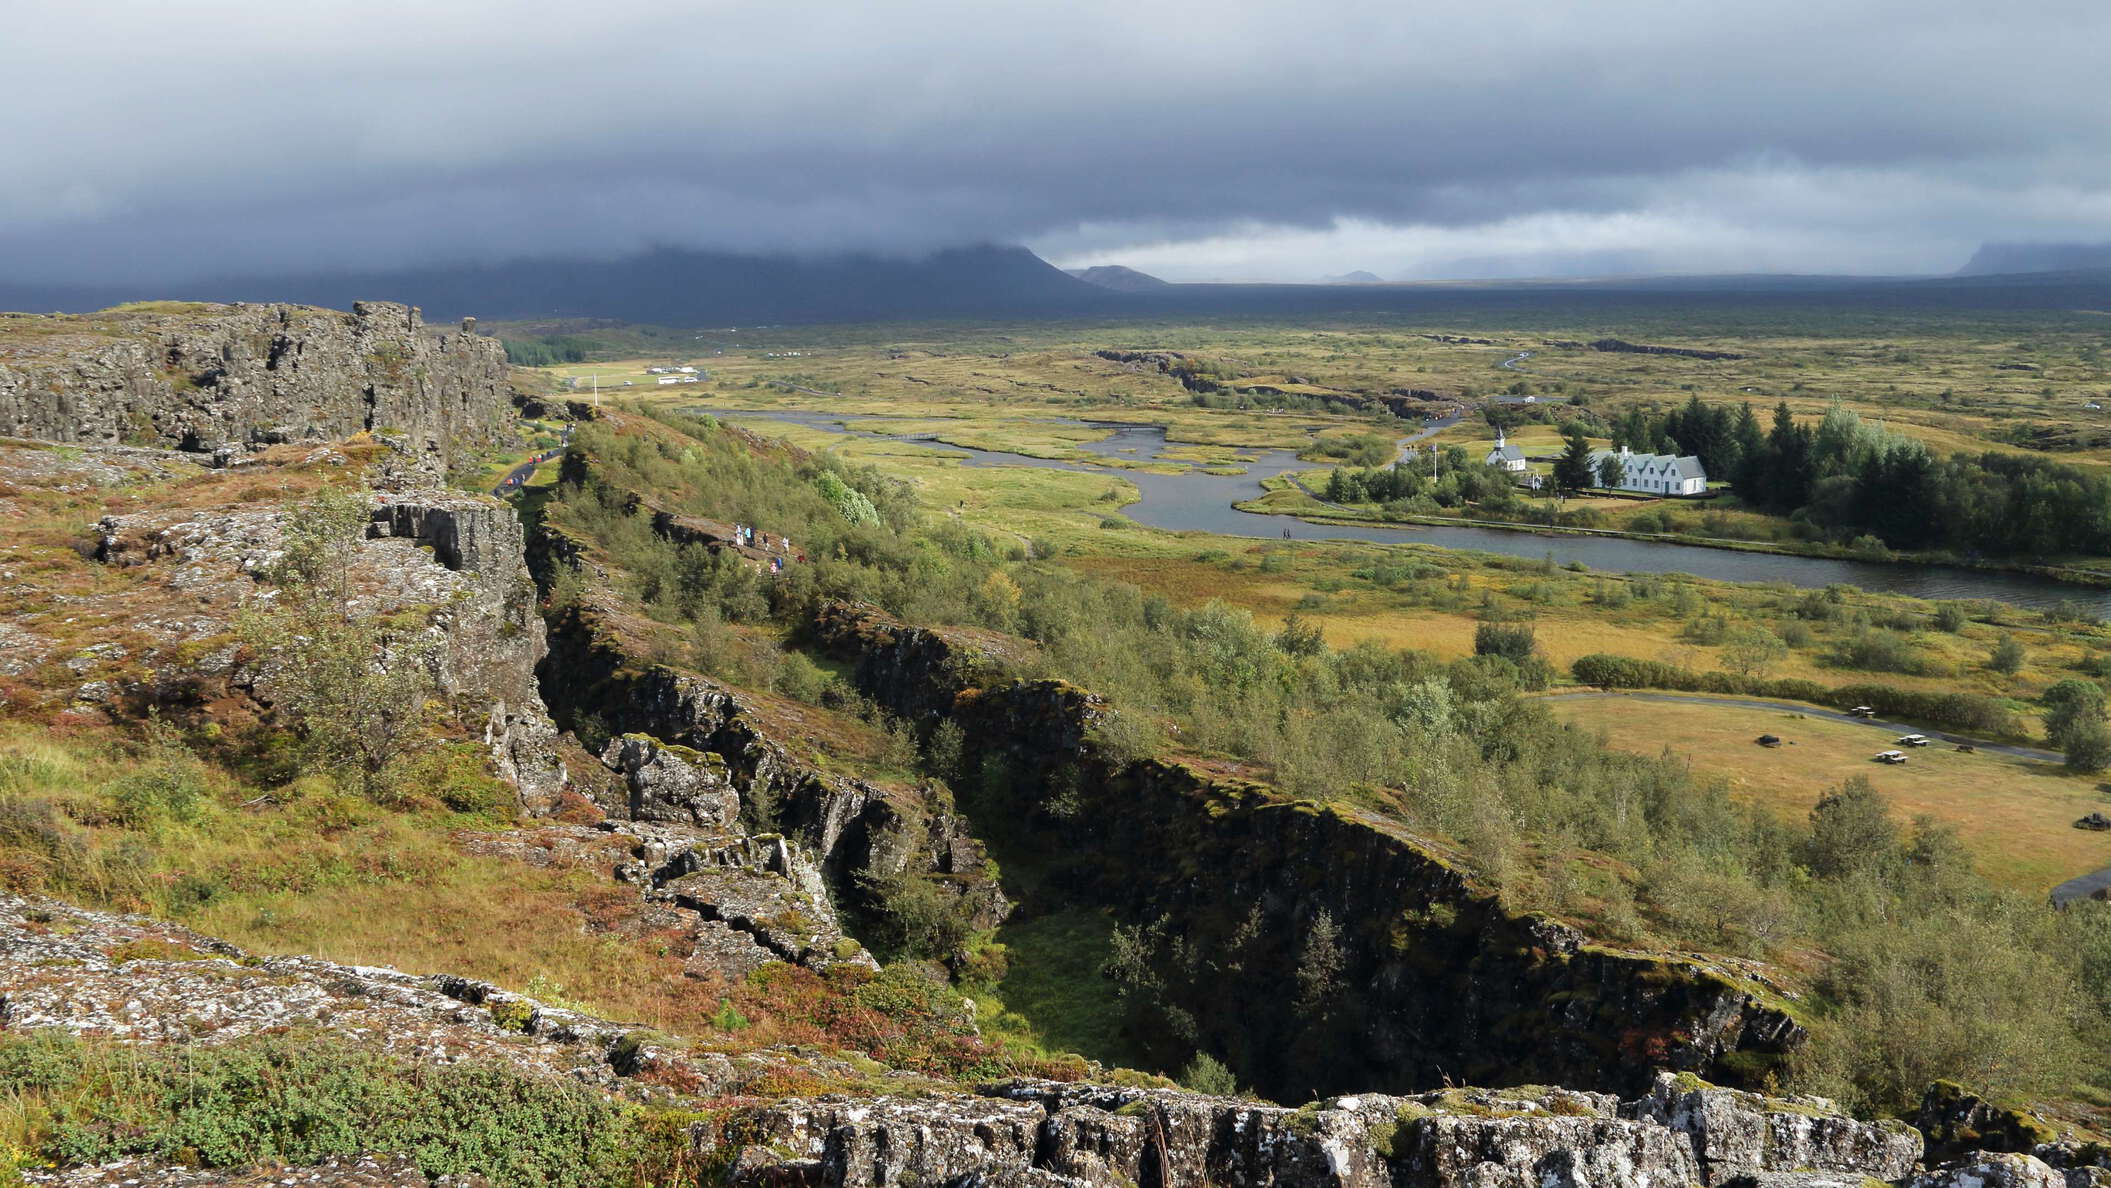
(8, 0, 2111, 284)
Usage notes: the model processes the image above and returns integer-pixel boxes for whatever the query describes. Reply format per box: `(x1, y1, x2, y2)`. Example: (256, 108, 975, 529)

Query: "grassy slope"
(1549, 696, 2111, 892)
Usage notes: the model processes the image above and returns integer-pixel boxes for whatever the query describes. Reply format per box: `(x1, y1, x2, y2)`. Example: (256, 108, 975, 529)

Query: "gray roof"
(1588, 448, 1706, 477)
(1488, 444, 1524, 461)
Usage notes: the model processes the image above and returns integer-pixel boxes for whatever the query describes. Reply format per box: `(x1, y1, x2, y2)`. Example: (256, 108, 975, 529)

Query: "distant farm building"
(1587, 445, 1706, 495)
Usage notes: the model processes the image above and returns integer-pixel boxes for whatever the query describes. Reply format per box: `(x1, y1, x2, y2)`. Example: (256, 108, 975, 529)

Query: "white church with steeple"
(1484, 428, 1527, 473)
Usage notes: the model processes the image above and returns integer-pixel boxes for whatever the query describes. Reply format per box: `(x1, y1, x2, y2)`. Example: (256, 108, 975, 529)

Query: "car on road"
(1896, 734, 1930, 747)
(1873, 750, 1909, 764)
(1848, 705, 1877, 718)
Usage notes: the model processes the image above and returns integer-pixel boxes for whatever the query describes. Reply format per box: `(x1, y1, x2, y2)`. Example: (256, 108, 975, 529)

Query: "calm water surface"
(708, 408, 2111, 615)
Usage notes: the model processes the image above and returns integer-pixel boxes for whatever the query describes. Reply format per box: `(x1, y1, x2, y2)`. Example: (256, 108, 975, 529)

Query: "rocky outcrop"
(601, 734, 743, 829)
(0, 301, 510, 482)
(1632, 1074, 1922, 1182)
(1539, 338, 1743, 362)
(0, 891, 702, 1085)
(539, 601, 1009, 942)
(26, 1154, 483, 1186)
(1090, 348, 1455, 419)
(0, 895, 2028, 1188)
(465, 816, 873, 978)
(718, 1074, 1920, 1188)
(1908, 1153, 2071, 1188)
(1912, 1082, 2063, 1162)
(812, 602, 1806, 1100)
(88, 488, 565, 812)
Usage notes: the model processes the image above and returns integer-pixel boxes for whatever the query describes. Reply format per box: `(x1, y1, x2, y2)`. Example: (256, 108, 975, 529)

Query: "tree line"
(1613, 396, 2111, 556)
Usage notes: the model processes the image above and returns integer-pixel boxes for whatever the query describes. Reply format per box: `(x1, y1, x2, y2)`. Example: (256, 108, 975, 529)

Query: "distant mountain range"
(0, 245, 1108, 325)
(1066, 264, 1171, 292)
(1957, 242, 2111, 276)
(11, 244, 2111, 326)
(1324, 270, 1386, 284)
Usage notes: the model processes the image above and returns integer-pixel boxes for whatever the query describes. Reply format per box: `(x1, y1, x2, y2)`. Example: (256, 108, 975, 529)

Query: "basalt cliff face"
(0, 301, 510, 483)
(811, 602, 1804, 1101)
(535, 595, 1010, 942)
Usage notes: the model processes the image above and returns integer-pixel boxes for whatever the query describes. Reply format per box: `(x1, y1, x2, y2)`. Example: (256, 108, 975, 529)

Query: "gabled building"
(1485, 428, 1527, 473)
(1586, 445, 1707, 495)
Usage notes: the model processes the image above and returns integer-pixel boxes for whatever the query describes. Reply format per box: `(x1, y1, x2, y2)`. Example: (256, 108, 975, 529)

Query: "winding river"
(708, 407, 2111, 615)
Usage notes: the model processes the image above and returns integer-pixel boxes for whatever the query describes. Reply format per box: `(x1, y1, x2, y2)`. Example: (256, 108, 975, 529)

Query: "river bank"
(698, 403, 2111, 615)
(1245, 474, 2111, 594)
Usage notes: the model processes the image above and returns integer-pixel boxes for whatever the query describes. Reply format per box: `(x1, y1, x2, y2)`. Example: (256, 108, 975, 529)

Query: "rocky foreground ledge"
(720, 1076, 1921, 1188)
(4, 893, 2103, 1188)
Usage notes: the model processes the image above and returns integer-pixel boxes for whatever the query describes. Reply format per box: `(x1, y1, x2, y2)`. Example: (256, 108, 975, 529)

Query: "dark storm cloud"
(6, 0, 2111, 283)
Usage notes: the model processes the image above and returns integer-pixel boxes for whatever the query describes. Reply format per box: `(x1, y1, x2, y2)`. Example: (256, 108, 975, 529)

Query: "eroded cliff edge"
(808, 601, 1804, 1100)
(0, 300, 510, 482)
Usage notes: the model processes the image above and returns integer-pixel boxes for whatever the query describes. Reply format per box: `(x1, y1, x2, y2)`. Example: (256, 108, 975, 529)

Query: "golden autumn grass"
(1548, 695, 2111, 893)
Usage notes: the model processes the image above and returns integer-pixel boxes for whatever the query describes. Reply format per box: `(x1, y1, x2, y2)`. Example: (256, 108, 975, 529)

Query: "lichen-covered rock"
(599, 734, 741, 828)
(2033, 1143, 2111, 1188)
(1909, 1153, 2070, 1188)
(86, 489, 566, 812)
(23, 1153, 485, 1186)
(1712, 1174, 1869, 1188)
(1915, 1081, 2062, 1160)
(728, 1096, 1050, 1188)
(1629, 1072, 1923, 1183)
(539, 601, 1010, 937)
(0, 891, 892, 1108)
(733, 1081, 1717, 1188)
(650, 833, 874, 972)
(0, 301, 511, 483)
(0, 893, 650, 1083)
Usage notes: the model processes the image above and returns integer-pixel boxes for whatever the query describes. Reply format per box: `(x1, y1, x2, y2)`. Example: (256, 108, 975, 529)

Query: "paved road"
(1540, 690, 2059, 762)
(1498, 351, 1534, 371)
(1394, 414, 1462, 463)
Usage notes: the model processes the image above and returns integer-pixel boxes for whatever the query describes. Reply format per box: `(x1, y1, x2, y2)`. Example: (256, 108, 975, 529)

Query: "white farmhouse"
(1484, 428, 1527, 473)
(1587, 445, 1707, 495)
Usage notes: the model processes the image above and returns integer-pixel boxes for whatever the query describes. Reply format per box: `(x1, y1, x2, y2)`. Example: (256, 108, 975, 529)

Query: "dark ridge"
(1957, 242, 2111, 276)
(1066, 264, 1173, 292)
(14, 247, 2111, 326)
(0, 245, 1114, 325)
